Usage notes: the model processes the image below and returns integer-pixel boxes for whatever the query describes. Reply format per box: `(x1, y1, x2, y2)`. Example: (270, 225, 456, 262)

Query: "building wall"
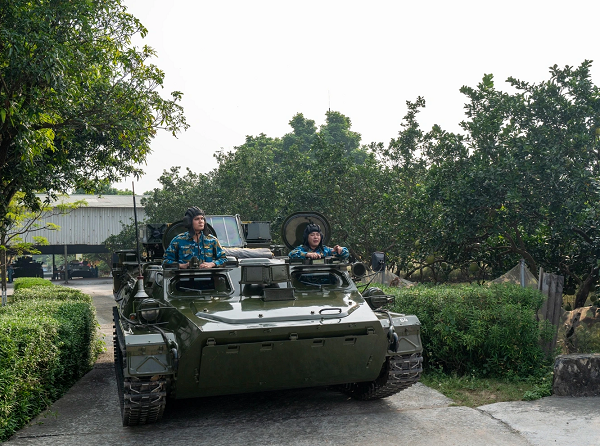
(21, 195, 146, 246)
(22, 207, 146, 245)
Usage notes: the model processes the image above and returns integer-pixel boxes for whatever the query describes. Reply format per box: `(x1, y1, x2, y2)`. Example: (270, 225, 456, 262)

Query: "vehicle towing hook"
(388, 326, 399, 352)
(171, 347, 179, 372)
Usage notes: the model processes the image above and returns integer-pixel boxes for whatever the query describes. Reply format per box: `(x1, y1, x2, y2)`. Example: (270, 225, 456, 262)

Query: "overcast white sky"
(114, 0, 600, 193)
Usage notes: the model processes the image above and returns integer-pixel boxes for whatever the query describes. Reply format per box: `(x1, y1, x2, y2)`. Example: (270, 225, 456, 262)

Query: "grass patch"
(421, 368, 554, 407)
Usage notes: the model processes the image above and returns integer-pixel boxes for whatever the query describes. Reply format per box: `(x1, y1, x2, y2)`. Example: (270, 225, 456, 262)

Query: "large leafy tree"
(142, 167, 212, 223)
(0, 0, 187, 226)
(282, 113, 316, 154)
(416, 62, 600, 306)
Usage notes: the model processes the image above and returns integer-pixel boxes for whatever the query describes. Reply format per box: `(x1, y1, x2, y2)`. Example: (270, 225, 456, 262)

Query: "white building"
(22, 194, 146, 255)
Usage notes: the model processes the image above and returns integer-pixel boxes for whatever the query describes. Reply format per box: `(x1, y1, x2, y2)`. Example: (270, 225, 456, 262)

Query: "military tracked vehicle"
(12, 256, 44, 278)
(112, 212, 423, 426)
(68, 260, 93, 278)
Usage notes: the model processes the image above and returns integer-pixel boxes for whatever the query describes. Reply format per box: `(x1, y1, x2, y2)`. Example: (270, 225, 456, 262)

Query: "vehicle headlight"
(138, 298, 160, 323)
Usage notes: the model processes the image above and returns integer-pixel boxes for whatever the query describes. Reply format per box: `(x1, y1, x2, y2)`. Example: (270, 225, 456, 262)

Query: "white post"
(63, 244, 69, 284)
(520, 258, 526, 288)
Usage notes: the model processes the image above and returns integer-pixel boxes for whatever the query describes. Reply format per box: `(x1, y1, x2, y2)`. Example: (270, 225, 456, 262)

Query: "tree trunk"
(574, 269, 598, 309)
(1, 247, 6, 306)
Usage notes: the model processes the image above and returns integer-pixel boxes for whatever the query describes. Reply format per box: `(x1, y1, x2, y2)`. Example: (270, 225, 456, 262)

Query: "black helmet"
(303, 223, 323, 250)
(183, 206, 206, 233)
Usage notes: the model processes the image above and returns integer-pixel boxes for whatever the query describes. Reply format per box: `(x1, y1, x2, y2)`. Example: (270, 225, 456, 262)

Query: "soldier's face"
(307, 231, 321, 249)
(192, 215, 205, 233)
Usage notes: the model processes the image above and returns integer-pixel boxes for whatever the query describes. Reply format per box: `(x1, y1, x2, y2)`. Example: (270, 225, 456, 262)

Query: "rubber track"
(336, 352, 423, 400)
(122, 377, 167, 426)
(113, 317, 167, 426)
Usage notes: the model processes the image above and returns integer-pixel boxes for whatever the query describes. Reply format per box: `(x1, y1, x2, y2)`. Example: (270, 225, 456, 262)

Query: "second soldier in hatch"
(288, 223, 349, 261)
(163, 207, 227, 269)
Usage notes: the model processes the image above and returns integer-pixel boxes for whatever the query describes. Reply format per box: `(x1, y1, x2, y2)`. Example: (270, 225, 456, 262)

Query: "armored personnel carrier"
(112, 212, 423, 426)
(12, 256, 44, 278)
(68, 260, 93, 278)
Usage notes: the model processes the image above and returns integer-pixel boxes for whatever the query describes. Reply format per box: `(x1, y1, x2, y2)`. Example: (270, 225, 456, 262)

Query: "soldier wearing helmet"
(288, 223, 349, 260)
(163, 207, 227, 269)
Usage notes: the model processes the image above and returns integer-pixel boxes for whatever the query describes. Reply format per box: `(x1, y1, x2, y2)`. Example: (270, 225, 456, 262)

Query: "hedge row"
(387, 283, 554, 378)
(0, 280, 101, 441)
(13, 277, 55, 292)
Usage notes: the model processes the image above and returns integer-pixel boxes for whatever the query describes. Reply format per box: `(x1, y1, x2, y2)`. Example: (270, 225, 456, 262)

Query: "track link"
(335, 352, 423, 400)
(113, 317, 168, 426)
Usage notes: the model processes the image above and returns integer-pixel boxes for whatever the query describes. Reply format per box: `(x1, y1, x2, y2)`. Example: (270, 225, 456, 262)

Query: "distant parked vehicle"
(68, 260, 93, 279)
(12, 256, 44, 278)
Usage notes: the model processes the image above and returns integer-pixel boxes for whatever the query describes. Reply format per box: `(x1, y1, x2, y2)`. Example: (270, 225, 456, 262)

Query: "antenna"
(132, 182, 148, 299)
(132, 182, 142, 270)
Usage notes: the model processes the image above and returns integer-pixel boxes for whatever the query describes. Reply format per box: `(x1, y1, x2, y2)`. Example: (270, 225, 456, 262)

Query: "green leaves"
(0, 283, 99, 441)
(0, 0, 188, 229)
(389, 284, 551, 378)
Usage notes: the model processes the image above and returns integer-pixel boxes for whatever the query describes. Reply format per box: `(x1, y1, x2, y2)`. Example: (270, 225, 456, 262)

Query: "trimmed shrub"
(12, 285, 91, 304)
(13, 277, 54, 292)
(0, 287, 100, 441)
(387, 284, 554, 378)
(0, 314, 60, 439)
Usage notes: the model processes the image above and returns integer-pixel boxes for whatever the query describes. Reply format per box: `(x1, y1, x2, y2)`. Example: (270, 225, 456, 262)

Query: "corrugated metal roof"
(24, 195, 148, 245)
(36, 194, 147, 208)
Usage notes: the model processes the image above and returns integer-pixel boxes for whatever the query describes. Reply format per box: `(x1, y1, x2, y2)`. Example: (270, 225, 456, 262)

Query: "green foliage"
(568, 320, 600, 353)
(73, 182, 133, 195)
(387, 284, 553, 378)
(522, 372, 553, 400)
(0, 0, 187, 229)
(0, 313, 59, 439)
(103, 220, 138, 253)
(116, 61, 600, 307)
(12, 284, 92, 304)
(0, 193, 84, 286)
(13, 277, 54, 292)
(409, 62, 600, 303)
(0, 285, 100, 441)
(421, 368, 553, 406)
(139, 110, 392, 261)
(141, 167, 212, 224)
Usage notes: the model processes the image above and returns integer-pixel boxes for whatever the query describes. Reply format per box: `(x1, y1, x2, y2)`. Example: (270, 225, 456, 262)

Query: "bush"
(12, 285, 91, 304)
(387, 284, 554, 379)
(0, 286, 101, 441)
(13, 277, 54, 292)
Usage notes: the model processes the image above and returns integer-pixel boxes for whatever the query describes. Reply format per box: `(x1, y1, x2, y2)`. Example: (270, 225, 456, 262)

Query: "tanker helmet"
(303, 223, 324, 250)
(183, 207, 205, 232)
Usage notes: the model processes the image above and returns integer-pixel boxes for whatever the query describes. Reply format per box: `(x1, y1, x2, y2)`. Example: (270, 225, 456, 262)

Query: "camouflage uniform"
(163, 232, 227, 267)
(288, 245, 349, 260)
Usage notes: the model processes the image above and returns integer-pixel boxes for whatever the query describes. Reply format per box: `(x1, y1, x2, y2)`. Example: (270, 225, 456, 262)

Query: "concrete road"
(6, 279, 600, 446)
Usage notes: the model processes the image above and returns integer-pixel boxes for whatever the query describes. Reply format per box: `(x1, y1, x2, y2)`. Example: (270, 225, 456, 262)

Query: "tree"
(319, 111, 366, 162)
(73, 183, 133, 195)
(211, 134, 284, 221)
(103, 220, 138, 255)
(0, 0, 187, 227)
(282, 113, 316, 154)
(142, 167, 212, 223)
(1, 192, 83, 302)
(412, 62, 600, 303)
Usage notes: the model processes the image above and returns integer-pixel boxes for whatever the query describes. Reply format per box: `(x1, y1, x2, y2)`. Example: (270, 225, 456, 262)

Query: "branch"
(572, 227, 593, 244)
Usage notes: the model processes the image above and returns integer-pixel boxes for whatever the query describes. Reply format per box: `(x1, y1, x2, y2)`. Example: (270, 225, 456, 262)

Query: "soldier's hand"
(199, 262, 216, 269)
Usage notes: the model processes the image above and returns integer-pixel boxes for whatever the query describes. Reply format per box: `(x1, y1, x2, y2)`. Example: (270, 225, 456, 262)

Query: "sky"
(114, 0, 600, 193)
